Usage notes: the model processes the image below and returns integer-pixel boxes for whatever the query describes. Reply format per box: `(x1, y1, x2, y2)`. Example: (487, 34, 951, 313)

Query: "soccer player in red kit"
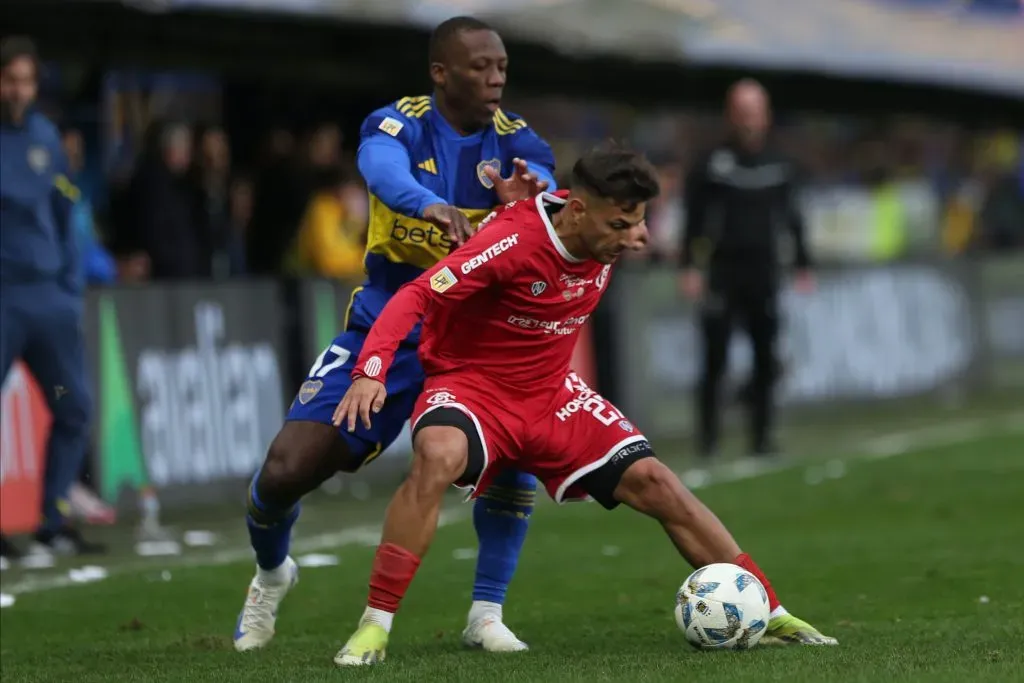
(332, 146, 837, 666)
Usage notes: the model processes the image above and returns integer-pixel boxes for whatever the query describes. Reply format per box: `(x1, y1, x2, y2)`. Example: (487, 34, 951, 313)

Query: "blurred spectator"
(190, 123, 242, 278)
(645, 157, 685, 262)
(226, 175, 253, 275)
(290, 164, 367, 279)
(125, 121, 212, 279)
(247, 122, 344, 275)
(61, 127, 117, 285)
(246, 128, 302, 275)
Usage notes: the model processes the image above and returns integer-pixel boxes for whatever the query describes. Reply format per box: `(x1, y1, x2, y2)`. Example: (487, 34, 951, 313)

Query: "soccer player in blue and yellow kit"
(235, 17, 555, 654)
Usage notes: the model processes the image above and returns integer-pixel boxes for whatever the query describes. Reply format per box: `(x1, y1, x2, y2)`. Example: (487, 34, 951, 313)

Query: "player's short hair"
(1, 35, 39, 71)
(429, 16, 494, 64)
(571, 144, 661, 211)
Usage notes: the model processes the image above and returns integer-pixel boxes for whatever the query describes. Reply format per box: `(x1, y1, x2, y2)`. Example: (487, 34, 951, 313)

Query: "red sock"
(734, 553, 781, 611)
(367, 542, 422, 613)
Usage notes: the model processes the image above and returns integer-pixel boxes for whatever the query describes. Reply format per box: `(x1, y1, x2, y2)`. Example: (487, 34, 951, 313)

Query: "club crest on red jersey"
(531, 281, 547, 296)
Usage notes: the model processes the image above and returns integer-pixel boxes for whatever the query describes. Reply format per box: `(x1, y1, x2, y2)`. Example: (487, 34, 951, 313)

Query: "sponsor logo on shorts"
(555, 387, 624, 426)
(461, 234, 519, 274)
(610, 441, 649, 463)
(530, 281, 547, 296)
(363, 356, 383, 378)
(430, 267, 459, 293)
(506, 313, 588, 336)
(425, 391, 456, 405)
(297, 379, 323, 405)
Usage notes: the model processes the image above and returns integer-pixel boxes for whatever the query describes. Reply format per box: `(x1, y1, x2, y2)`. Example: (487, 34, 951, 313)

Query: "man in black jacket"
(679, 79, 813, 459)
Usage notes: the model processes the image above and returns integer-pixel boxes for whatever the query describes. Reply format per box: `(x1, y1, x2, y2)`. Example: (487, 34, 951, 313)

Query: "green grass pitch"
(2, 401, 1022, 682)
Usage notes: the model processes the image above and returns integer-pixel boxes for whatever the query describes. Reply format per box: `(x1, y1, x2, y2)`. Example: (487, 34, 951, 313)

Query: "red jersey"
(352, 191, 612, 397)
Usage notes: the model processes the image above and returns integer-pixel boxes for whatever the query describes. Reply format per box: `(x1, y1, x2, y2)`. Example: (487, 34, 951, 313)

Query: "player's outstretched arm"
(345, 215, 524, 420)
(357, 111, 472, 245)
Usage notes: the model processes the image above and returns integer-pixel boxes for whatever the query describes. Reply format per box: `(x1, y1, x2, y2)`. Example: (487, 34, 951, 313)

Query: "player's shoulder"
(360, 95, 433, 143)
(491, 108, 535, 138)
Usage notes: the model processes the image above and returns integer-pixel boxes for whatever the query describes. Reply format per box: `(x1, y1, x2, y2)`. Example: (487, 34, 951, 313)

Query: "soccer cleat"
(760, 613, 838, 646)
(463, 615, 529, 652)
(233, 556, 299, 652)
(334, 623, 389, 666)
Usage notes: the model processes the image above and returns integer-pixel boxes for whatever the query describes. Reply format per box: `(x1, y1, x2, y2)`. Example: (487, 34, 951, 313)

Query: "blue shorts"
(286, 330, 424, 467)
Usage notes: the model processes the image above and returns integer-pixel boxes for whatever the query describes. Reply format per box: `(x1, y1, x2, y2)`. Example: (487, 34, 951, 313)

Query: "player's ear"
(567, 196, 587, 220)
(429, 63, 445, 88)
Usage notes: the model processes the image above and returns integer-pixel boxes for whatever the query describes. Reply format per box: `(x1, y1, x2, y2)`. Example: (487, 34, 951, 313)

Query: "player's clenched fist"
(423, 203, 474, 247)
(333, 377, 388, 432)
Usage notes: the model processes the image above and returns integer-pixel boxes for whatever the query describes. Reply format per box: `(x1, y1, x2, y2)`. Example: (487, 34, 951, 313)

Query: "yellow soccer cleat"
(761, 613, 838, 646)
(334, 623, 389, 667)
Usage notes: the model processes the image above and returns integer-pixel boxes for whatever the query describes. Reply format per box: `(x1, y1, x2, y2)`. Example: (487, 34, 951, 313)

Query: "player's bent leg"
(608, 455, 838, 647)
(336, 415, 478, 667)
(236, 422, 358, 652)
(467, 468, 534, 653)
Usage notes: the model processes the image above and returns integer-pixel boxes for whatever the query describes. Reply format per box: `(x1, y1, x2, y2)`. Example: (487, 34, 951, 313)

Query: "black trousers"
(696, 269, 780, 455)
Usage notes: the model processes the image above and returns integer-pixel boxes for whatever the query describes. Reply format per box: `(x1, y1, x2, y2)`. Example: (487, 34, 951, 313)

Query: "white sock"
(361, 606, 395, 633)
(770, 605, 789, 619)
(469, 600, 503, 624)
(256, 559, 291, 586)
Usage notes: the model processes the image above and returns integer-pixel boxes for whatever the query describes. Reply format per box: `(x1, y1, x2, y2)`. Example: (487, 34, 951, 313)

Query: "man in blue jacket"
(0, 36, 104, 560)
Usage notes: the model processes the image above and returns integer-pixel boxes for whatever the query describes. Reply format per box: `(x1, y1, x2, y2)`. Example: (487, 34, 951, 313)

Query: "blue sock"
(246, 472, 300, 571)
(472, 469, 536, 604)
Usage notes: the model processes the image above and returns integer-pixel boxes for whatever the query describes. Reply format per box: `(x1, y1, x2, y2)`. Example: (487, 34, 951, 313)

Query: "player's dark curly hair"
(429, 16, 494, 64)
(571, 143, 661, 211)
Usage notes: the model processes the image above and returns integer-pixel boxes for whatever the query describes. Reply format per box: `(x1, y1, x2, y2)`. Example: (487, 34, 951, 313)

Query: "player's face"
(573, 195, 649, 264)
(434, 29, 508, 129)
(0, 56, 38, 123)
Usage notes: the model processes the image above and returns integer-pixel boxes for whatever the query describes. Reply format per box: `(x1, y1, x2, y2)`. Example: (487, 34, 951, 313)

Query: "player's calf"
(612, 457, 741, 568)
(236, 422, 349, 652)
(609, 451, 837, 646)
(380, 425, 469, 556)
(338, 411, 489, 666)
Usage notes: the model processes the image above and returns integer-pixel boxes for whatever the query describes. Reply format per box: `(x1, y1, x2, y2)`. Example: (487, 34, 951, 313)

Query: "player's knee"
(259, 429, 327, 503)
(411, 426, 469, 492)
(615, 458, 691, 523)
(259, 438, 301, 499)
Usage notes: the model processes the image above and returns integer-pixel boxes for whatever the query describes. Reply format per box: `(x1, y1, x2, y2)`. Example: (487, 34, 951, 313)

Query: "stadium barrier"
(606, 256, 1024, 441)
(1, 259, 1020, 529)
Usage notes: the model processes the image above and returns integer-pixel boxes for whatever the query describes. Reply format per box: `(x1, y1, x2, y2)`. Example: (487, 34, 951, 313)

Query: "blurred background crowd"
(13, 0, 1022, 290)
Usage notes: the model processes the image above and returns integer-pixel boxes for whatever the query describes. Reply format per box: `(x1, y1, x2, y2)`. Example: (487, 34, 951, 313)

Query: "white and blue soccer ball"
(675, 563, 770, 650)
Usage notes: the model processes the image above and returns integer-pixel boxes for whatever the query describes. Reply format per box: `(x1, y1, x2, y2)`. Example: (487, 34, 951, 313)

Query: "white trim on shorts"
(554, 434, 649, 504)
(412, 402, 490, 499)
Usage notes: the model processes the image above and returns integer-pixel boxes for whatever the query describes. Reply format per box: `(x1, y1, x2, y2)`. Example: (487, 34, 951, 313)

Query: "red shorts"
(410, 371, 649, 505)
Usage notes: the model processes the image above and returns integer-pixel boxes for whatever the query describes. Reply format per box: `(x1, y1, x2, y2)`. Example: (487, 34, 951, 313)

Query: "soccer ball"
(675, 563, 770, 650)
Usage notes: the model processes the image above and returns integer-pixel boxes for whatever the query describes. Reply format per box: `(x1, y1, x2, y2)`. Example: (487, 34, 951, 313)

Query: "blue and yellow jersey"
(349, 94, 556, 344)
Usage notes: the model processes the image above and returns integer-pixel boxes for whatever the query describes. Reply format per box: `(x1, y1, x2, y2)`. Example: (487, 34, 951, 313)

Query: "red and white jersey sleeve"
(352, 213, 526, 381)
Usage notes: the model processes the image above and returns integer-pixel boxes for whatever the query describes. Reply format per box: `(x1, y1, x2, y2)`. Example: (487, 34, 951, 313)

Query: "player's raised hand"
(333, 377, 388, 433)
(423, 203, 474, 247)
(484, 158, 550, 204)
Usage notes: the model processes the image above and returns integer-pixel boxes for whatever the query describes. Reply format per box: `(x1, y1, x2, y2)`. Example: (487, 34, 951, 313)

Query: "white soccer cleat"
(233, 556, 299, 652)
(462, 615, 529, 652)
